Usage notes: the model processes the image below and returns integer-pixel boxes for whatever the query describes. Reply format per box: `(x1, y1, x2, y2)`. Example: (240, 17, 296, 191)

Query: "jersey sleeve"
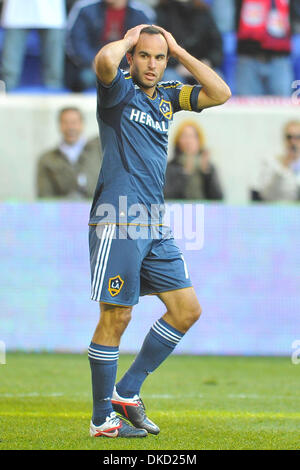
(161, 81, 203, 114)
(96, 68, 133, 109)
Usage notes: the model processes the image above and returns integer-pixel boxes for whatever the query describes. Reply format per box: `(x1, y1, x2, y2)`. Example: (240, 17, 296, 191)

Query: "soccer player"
(88, 24, 231, 438)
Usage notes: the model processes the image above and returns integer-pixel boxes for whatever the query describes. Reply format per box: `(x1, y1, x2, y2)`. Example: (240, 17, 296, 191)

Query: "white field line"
(146, 393, 299, 400)
(0, 392, 299, 400)
(0, 392, 64, 398)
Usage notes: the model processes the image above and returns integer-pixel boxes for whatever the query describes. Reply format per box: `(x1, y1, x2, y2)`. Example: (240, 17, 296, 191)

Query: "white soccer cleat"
(89, 411, 147, 438)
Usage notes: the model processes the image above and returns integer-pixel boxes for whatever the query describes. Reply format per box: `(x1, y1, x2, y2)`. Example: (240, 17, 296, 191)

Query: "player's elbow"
(212, 82, 232, 106)
(218, 85, 232, 104)
(200, 84, 232, 109)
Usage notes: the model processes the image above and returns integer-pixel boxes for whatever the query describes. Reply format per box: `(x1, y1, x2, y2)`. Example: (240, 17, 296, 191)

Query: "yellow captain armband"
(179, 85, 193, 111)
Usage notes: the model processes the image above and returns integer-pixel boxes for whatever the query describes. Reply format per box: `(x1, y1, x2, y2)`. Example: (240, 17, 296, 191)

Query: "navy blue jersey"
(90, 68, 202, 225)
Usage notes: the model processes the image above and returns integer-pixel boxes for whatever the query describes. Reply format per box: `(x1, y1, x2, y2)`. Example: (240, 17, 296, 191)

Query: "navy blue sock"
(88, 342, 119, 426)
(116, 318, 184, 398)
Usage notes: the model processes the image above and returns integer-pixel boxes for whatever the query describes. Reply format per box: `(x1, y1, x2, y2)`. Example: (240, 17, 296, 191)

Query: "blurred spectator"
(37, 107, 102, 199)
(253, 120, 300, 202)
(0, 0, 66, 91)
(235, 0, 293, 96)
(66, 0, 79, 14)
(164, 120, 224, 200)
(138, 0, 159, 6)
(66, 0, 154, 91)
(211, 0, 235, 34)
(291, 0, 300, 34)
(155, 0, 223, 84)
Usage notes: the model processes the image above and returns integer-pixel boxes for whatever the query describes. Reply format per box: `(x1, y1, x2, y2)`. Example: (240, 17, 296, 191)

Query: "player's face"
(127, 33, 168, 93)
(285, 123, 300, 154)
(177, 125, 202, 155)
(60, 110, 84, 145)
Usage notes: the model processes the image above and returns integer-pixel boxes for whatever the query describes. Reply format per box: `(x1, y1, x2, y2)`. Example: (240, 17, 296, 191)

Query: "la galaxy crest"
(108, 275, 124, 297)
(159, 99, 172, 120)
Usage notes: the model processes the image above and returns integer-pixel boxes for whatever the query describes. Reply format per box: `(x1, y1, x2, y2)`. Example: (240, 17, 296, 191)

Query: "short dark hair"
(128, 26, 169, 56)
(140, 26, 163, 36)
(58, 107, 84, 122)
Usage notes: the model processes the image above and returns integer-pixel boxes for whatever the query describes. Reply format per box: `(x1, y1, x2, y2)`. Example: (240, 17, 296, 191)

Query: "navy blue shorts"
(89, 224, 192, 306)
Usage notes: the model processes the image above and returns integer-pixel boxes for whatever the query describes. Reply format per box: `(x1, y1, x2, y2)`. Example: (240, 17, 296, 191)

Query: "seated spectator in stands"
(254, 120, 300, 202)
(0, 0, 66, 91)
(66, 0, 154, 91)
(37, 107, 102, 199)
(164, 120, 224, 200)
(235, 0, 294, 96)
(155, 0, 223, 84)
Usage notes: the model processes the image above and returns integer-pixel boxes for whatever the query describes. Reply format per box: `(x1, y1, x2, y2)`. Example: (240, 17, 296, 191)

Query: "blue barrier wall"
(0, 202, 299, 355)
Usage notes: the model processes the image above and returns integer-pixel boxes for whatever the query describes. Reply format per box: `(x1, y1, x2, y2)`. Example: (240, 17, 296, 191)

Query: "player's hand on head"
(124, 24, 150, 50)
(152, 25, 180, 58)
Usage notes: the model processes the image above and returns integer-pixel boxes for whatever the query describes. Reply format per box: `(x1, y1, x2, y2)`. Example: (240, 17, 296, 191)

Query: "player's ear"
(126, 52, 133, 66)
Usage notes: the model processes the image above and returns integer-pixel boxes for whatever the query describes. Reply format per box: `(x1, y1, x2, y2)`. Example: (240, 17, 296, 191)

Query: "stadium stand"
(0, 0, 299, 93)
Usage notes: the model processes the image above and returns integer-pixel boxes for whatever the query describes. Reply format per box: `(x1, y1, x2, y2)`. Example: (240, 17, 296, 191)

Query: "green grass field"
(0, 353, 299, 450)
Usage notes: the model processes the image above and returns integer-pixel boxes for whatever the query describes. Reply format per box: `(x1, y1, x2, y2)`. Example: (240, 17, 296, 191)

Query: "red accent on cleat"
(111, 399, 138, 419)
(94, 422, 122, 438)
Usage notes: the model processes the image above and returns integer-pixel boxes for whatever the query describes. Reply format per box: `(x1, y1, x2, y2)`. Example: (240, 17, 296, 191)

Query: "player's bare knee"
(193, 303, 202, 322)
(100, 304, 132, 335)
(167, 302, 201, 333)
(182, 303, 202, 331)
(107, 307, 131, 333)
(115, 308, 132, 328)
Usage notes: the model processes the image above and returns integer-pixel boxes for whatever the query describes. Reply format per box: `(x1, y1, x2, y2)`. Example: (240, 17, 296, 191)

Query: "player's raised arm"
(154, 26, 231, 110)
(94, 24, 149, 85)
